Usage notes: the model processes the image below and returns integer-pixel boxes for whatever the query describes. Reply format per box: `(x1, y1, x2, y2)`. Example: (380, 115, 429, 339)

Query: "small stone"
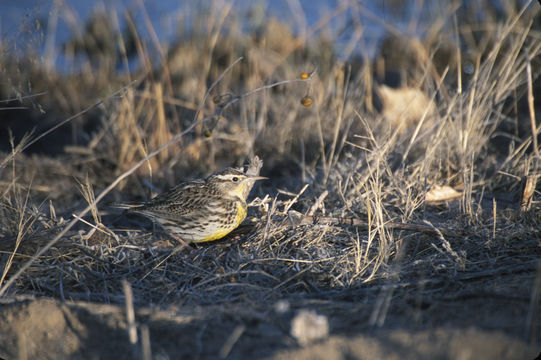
(274, 300, 290, 314)
(290, 310, 329, 346)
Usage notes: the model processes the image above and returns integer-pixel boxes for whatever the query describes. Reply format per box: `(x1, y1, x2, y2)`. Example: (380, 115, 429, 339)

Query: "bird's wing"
(133, 179, 209, 219)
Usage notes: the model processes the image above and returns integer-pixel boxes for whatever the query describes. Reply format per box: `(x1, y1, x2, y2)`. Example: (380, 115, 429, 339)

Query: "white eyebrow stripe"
(215, 174, 246, 181)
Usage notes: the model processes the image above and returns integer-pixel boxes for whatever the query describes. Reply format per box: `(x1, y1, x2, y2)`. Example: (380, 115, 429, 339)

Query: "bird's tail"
(108, 201, 145, 210)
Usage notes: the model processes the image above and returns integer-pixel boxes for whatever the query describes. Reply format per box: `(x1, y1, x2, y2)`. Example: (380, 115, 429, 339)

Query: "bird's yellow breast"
(198, 201, 247, 242)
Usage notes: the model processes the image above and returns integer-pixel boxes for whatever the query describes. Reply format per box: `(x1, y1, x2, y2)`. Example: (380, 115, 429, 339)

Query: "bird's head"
(209, 168, 267, 200)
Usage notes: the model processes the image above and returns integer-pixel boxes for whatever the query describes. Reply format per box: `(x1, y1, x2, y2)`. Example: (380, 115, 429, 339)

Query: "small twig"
(242, 155, 264, 200)
(425, 220, 464, 269)
(194, 57, 244, 124)
(58, 264, 65, 302)
(140, 324, 152, 360)
(369, 285, 395, 327)
(525, 53, 538, 157)
(283, 184, 309, 214)
(122, 279, 138, 346)
(141, 244, 188, 280)
(261, 196, 277, 252)
(71, 214, 119, 242)
(307, 190, 328, 216)
(521, 172, 538, 213)
(219, 325, 245, 359)
(492, 198, 497, 243)
(0, 91, 48, 103)
(287, 210, 459, 237)
(0, 107, 29, 110)
(204, 70, 314, 134)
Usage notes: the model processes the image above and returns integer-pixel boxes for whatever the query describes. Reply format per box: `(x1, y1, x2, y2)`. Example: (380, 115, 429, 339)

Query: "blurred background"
(3, 1, 533, 71)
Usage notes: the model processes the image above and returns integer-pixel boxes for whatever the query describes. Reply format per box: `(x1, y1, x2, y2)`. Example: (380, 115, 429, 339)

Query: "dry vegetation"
(0, 0, 540, 359)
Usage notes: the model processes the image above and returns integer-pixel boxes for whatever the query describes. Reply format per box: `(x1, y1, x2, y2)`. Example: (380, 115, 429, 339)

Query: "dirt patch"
(0, 298, 129, 359)
(273, 329, 538, 360)
(0, 296, 538, 359)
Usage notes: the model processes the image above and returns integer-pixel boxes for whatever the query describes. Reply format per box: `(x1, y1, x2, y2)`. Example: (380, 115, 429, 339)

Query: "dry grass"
(0, 0, 540, 355)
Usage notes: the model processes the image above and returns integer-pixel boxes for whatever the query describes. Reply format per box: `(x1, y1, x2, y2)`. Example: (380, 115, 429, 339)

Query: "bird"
(112, 167, 267, 245)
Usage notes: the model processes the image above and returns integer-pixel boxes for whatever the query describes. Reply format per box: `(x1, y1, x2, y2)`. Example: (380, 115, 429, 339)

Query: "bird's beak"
(247, 175, 268, 181)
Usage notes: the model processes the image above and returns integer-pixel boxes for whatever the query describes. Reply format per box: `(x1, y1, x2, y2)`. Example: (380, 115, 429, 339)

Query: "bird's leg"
(169, 233, 193, 251)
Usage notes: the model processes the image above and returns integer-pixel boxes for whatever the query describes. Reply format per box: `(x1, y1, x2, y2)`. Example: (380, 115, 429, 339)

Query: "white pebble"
(290, 310, 329, 346)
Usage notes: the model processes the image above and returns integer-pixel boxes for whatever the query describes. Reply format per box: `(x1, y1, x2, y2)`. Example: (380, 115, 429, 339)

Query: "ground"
(1, 1, 541, 359)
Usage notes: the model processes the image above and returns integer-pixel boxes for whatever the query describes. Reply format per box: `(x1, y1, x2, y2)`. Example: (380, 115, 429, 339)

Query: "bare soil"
(0, 254, 539, 359)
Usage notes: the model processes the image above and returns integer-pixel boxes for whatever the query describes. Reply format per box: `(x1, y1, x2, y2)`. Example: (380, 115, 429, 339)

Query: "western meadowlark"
(113, 167, 266, 244)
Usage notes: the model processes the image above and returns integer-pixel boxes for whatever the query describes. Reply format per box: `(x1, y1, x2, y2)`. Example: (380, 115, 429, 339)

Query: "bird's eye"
(232, 176, 239, 182)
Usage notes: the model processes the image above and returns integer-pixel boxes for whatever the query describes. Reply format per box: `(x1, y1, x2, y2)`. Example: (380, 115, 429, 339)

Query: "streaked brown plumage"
(113, 167, 266, 243)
